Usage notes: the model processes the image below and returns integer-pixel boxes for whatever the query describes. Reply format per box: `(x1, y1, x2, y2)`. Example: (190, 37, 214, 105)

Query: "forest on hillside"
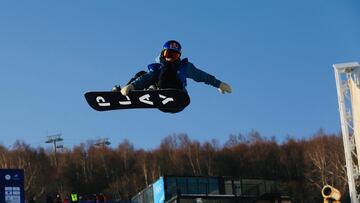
(0, 130, 347, 202)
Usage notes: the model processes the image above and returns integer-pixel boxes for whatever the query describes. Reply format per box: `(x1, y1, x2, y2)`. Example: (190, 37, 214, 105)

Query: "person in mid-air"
(116, 40, 232, 95)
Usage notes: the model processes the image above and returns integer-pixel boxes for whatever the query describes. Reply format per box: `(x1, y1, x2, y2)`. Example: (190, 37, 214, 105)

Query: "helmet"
(163, 40, 182, 53)
(162, 40, 182, 61)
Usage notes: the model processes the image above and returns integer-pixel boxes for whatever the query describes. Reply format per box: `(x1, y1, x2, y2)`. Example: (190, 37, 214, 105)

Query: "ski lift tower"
(334, 61, 360, 203)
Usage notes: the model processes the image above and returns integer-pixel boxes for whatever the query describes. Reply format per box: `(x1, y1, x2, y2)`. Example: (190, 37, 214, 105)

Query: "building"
(132, 176, 291, 203)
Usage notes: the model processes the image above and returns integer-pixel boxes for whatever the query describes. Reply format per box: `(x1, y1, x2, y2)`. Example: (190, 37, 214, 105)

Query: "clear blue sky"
(0, 0, 359, 150)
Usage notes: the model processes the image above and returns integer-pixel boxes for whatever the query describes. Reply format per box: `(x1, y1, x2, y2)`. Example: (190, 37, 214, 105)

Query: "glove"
(120, 84, 134, 96)
(218, 82, 232, 94)
(111, 85, 121, 92)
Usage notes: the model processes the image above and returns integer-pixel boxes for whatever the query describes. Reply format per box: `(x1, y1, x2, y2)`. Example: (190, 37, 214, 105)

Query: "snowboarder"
(115, 40, 232, 99)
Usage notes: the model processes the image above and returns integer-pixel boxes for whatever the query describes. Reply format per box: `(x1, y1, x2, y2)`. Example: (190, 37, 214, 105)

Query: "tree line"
(0, 129, 348, 202)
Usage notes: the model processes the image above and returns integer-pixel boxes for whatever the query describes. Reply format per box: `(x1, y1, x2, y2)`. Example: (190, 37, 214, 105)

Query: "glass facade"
(198, 178, 207, 194)
(132, 176, 289, 203)
(165, 176, 221, 199)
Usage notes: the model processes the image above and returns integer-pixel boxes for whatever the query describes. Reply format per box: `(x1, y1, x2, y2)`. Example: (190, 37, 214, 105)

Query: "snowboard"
(84, 89, 190, 112)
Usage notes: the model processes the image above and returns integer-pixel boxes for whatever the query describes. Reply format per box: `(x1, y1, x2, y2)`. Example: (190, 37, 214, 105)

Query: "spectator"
(63, 196, 70, 203)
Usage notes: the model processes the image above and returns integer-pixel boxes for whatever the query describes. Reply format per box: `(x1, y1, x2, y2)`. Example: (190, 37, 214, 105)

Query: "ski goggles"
(163, 49, 181, 60)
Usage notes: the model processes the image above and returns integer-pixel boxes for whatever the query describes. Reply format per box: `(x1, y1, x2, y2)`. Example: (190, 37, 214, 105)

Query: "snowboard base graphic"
(84, 89, 190, 112)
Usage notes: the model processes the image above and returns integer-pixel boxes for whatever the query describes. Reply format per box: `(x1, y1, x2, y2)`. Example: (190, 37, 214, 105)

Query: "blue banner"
(153, 177, 165, 203)
(0, 169, 25, 203)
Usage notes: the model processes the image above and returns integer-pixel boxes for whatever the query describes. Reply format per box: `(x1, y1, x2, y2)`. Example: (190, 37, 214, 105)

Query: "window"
(208, 178, 219, 194)
(177, 177, 188, 194)
(224, 180, 233, 195)
(233, 180, 242, 196)
(188, 178, 199, 194)
(145, 186, 154, 203)
(166, 177, 177, 200)
(198, 178, 207, 194)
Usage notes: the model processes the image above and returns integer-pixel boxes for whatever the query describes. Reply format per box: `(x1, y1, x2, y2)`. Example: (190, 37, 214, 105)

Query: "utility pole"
(45, 134, 64, 167)
(94, 138, 111, 181)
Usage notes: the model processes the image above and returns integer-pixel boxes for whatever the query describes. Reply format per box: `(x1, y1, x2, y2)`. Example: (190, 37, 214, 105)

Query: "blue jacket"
(132, 58, 222, 90)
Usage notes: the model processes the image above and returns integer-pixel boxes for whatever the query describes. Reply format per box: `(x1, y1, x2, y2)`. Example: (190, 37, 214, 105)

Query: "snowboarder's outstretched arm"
(185, 62, 232, 94)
